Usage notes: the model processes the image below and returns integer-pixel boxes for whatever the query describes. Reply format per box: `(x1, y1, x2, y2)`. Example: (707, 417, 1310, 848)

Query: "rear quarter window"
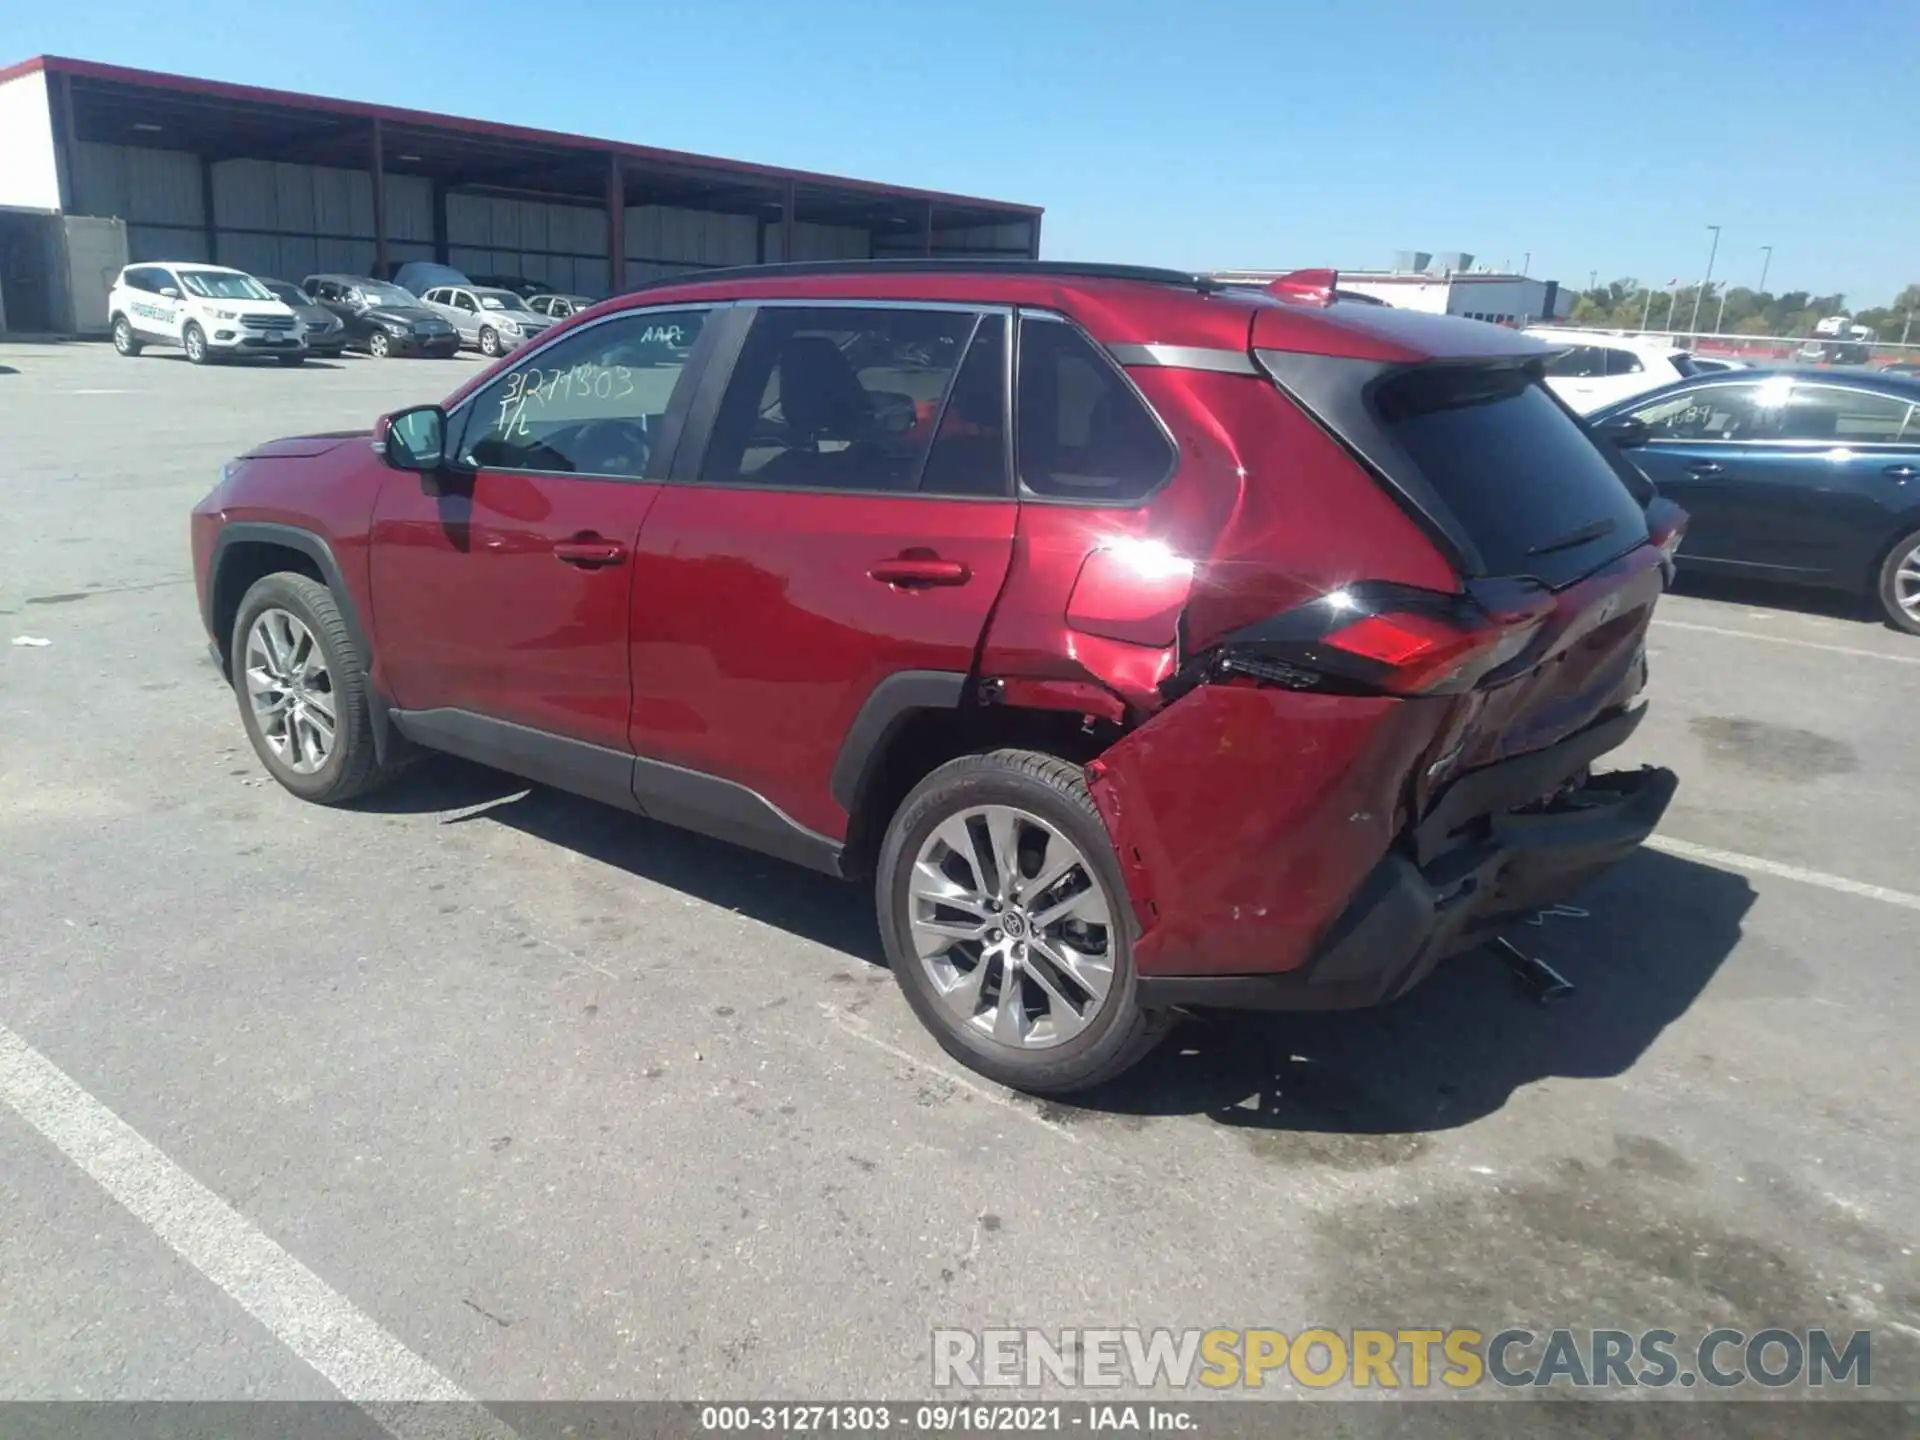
(1373, 366, 1650, 588)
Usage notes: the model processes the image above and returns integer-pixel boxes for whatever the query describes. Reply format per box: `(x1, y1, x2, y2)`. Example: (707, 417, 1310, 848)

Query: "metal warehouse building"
(0, 55, 1042, 335)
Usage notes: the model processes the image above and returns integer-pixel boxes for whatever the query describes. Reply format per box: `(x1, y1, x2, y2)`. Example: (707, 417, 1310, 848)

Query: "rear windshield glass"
(1373, 366, 1649, 588)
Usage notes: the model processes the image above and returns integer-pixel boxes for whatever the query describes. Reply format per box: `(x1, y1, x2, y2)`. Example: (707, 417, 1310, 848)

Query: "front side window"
(1016, 314, 1175, 502)
(1629, 381, 1773, 441)
(1605, 348, 1646, 376)
(452, 292, 477, 313)
(699, 305, 982, 492)
(455, 308, 708, 480)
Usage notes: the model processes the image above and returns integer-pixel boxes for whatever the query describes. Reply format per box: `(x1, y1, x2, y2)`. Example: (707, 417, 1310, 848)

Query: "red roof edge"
(14, 54, 1043, 217)
(0, 55, 50, 86)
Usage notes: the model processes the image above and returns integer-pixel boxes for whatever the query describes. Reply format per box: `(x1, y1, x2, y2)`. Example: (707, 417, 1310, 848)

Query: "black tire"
(478, 326, 500, 357)
(183, 323, 211, 364)
(111, 315, 142, 356)
(1875, 528, 1920, 635)
(368, 330, 391, 359)
(278, 353, 306, 367)
(876, 748, 1171, 1094)
(230, 572, 397, 805)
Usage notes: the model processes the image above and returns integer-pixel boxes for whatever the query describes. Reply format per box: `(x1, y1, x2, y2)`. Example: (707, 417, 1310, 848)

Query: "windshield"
(351, 281, 417, 309)
(262, 282, 309, 307)
(477, 290, 530, 312)
(178, 271, 274, 302)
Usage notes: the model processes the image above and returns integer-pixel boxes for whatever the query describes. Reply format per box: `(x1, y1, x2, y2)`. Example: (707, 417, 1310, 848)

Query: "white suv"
(1524, 328, 1697, 413)
(109, 264, 308, 365)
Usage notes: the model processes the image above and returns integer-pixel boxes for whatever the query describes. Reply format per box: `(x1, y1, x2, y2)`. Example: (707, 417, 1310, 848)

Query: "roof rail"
(616, 258, 1225, 297)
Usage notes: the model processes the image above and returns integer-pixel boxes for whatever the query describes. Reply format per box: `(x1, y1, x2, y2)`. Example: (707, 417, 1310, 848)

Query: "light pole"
(1522, 252, 1531, 277)
(1688, 224, 1721, 336)
(1714, 286, 1730, 334)
(1758, 245, 1773, 296)
(1640, 286, 1654, 330)
(1589, 269, 1598, 291)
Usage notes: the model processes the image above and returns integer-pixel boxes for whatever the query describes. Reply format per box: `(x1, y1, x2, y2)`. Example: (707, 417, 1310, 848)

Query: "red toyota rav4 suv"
(191, 261, 1682, 1094)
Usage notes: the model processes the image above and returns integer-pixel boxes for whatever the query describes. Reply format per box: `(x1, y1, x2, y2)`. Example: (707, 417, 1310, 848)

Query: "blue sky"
(11, 0, 1915, 305)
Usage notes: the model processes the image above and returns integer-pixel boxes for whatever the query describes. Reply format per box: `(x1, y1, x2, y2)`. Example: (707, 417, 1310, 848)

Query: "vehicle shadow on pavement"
(1670, 571, 1881, 626)
(362, 761, 1753, 1138)
(360, 757, 888, 963)
(1075, 848, 1756, 1138)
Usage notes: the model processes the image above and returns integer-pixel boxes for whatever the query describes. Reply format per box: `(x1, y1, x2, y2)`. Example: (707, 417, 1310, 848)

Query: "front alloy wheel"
(369, 330, 391, 359)
(479, 327, 500, 357)
(183, 323, 209, 364)
(244, 608, 336, 774)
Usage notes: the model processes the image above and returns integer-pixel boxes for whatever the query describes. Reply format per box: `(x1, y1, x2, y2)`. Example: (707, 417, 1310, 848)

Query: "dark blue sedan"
(1589, 369, 1920, 632)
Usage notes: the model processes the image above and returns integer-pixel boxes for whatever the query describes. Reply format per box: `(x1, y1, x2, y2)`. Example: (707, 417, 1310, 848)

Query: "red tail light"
(1198, 584, 1547, 699)
(1324, 611, 1530, 694)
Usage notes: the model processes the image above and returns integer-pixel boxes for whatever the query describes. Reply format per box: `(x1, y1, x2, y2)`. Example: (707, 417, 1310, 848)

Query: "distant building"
(1212, 257, 1573, 326)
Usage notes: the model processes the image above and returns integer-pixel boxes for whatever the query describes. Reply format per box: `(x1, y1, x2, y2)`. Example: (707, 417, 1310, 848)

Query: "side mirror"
(1595, 415, 1650, 449)
(160, 286, 181, 299)
(380, 405, 448, 473)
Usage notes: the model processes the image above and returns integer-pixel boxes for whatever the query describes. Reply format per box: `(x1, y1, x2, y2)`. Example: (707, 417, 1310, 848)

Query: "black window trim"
(444, 299, 728, 486)
(662, 298, 1020, 503)
(1632, 378, 1920, 451)
(1014, 307, 1181, 509)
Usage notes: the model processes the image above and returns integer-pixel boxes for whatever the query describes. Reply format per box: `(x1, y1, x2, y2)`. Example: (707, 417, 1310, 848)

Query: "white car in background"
(108, 263, 308, 365)
(416, 284, 556, 357)
(1523, 328, 1699, 413)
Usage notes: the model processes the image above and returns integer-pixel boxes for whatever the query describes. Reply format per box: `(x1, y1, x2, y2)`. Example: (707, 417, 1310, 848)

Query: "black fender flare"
(208, 522, 397, 763)
(828, 670, 968, 815)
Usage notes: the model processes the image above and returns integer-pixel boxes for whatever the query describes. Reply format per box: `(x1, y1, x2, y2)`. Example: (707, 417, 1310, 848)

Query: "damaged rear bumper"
(1106, 698, 1677, 1012)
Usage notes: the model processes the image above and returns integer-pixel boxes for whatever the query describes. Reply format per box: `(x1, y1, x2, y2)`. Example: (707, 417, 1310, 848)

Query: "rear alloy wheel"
(112, 316, 142, 356)
(183, 323, 210, 364)
(479, 326, 501, 357)
(368, 330, 391, 359)
(877, 749, 1169, 1094)
(1876, 529, 1920, 635)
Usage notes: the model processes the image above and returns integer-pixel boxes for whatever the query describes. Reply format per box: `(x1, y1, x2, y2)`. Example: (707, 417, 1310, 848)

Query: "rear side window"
(1016, 315, 1174, 502)
(1543, 346, 1606, 378)
(700, 304, 982, 493)
(1374, 366, 1649, 588)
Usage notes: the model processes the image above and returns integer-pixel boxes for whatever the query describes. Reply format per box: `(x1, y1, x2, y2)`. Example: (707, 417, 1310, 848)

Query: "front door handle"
(553, 536, 627, 567)
(1884, 464, 1919, 481)
(1684, 460, 1725, 477)
(869, 554, 971, 588)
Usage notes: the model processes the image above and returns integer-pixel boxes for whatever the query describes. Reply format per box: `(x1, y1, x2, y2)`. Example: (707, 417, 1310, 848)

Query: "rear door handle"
(869, 555, 971, 588)
(553, 536, 627, 567)
(1884, 464, 1919, 481)
(1684, 461, 1725, 477)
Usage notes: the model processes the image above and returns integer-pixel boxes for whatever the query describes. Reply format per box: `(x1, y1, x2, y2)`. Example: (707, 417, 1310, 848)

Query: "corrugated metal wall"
(448, 192, 610, 296)
(762, 220, 872, 263)
(72, 141, 208, 261)
(210, 161, 432, 279)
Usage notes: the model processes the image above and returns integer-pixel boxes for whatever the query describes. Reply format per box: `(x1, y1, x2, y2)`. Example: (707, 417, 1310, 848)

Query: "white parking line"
(1652, 617, 1920, 665)
(1646, 835, 1920, 913)
(0, 1022, 517, 1440)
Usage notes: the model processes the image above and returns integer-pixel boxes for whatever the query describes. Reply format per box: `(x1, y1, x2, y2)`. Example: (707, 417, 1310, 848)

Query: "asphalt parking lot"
(1, 341, 1915, 1425)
